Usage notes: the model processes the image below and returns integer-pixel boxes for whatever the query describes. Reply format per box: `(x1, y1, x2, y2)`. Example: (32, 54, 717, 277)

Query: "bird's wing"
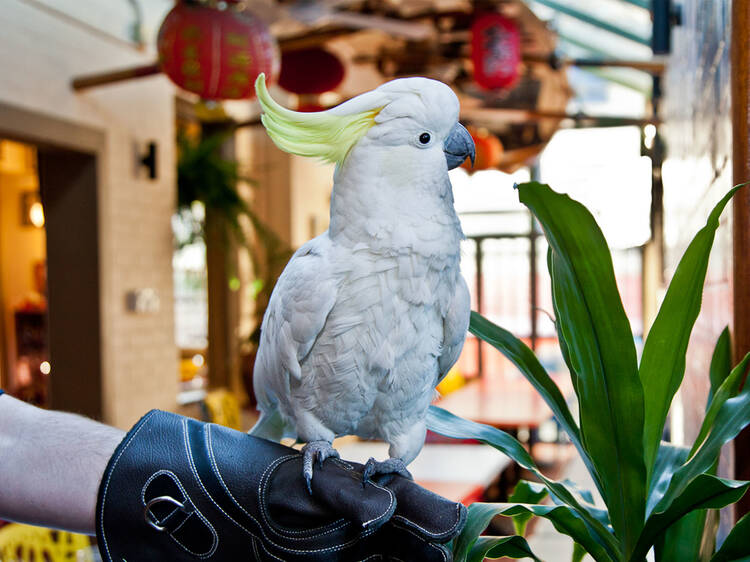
(253, 234, 338, 414)
(437, 276, 471, 383)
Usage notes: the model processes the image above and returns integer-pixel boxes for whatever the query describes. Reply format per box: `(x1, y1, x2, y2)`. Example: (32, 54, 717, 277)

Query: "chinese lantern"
(461, 127, 503, 171)
(157, 1, 279, 100)
(471, 13, 521, 90)
(278, 48, 346, 95)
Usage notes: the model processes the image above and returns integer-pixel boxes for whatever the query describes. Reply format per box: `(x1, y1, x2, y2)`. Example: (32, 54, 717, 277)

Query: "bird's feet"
(362, 457, 413, 486)
(301, 440, 340, 494)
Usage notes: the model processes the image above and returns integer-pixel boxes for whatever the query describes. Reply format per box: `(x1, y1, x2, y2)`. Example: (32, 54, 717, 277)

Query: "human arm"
(0, 394, 465, 559)
(0, 392, 124, 534)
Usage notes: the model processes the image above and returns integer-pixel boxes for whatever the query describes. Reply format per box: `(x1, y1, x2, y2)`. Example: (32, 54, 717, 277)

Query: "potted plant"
(427, 181, 750, 562)
(176, 130, 292, 404)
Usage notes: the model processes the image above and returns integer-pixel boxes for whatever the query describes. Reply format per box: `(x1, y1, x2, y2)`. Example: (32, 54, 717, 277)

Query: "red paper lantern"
(471, 13, 521, 90)
(278, 48, 345, 95)
(157, 1, 279, 100)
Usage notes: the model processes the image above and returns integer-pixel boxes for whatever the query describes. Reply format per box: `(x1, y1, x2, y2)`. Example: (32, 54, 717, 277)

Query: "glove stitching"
(258, 453, 396, 533)
(208, 427, 348, 539)
(390, 502, 463, 539)
(140, 469, 184, 507)
(253, 536, 285, 561)
(139, 469, 219, 558)
(257, 454, 352, 538)
(388, 520, 449, 562)
(98, 410, 156, 561)
(196, 422, 369, 555)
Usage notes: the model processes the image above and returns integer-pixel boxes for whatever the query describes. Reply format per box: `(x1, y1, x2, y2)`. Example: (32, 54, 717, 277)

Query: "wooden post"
(731, 0, 750, 520)
(204, 125, 241, 393)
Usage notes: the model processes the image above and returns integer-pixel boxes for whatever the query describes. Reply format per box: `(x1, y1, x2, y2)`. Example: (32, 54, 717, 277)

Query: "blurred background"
(0, 0, 744, 559)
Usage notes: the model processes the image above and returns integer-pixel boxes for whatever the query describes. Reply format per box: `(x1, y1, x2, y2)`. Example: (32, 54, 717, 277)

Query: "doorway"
(0, 128, 102, 418)
(0, 140, 47, 405)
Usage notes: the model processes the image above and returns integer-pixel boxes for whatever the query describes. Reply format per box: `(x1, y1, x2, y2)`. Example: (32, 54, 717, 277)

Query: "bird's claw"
(361, 457, 412, 486)
(301, 440, 339, 494)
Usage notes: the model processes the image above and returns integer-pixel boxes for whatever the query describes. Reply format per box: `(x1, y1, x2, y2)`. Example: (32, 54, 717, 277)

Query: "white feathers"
(252, 77, 470, 465)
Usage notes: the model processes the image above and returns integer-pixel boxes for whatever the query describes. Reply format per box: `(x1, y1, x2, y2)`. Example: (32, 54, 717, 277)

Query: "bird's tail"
(248, 408, 286, 442)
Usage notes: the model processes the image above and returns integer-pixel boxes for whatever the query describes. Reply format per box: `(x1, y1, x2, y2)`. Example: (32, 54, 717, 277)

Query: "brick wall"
(0, 0, 178, 428)
(661, 0, 732, 447)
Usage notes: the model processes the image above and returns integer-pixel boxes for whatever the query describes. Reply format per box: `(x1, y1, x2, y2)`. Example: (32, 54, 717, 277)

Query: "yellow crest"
(255, 74, 383, 164)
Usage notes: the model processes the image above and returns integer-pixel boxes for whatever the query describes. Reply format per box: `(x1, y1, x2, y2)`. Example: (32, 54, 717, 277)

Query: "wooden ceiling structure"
(72, 0, 660, 172)
(259, 0, 573, 172)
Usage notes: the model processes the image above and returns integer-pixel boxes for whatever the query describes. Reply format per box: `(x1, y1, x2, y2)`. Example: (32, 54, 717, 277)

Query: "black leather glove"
(96, 410, 466, 561)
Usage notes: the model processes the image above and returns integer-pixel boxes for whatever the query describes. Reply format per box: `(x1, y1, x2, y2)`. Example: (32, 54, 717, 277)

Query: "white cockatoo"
(250, 74, 474, 489)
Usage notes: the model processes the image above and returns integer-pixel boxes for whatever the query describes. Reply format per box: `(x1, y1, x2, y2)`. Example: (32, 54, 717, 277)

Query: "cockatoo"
(250, 74, 474, 489)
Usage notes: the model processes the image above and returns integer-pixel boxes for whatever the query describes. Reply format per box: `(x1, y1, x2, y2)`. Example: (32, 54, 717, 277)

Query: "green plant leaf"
(427, 406, 620, 560)
(453, 503, 502, 562)
(518, 181, 646, 552)
(464, 503, 613, 562)
(711, 511, 750, 561)
(547, 247, 581, 399)
(467, 535, 542, 562)
(639, 184, 746, 481)
(508, 480, 549, 536)
(647, 442, 689, 516)
(709, 328, 732, 403)
(633, 475, 750, 560)
(655, 387, 750, 518)
(555, 479, 611, 528)
(572, 541, 587, 562)
(468, 312, 598, 491)
(650, 356, 750, 514)
(690, 352, 750, 458)
(654, 508, 712, 562)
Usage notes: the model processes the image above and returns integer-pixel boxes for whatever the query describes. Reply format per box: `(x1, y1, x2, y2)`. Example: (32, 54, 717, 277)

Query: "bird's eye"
(419, 132, 431, 144)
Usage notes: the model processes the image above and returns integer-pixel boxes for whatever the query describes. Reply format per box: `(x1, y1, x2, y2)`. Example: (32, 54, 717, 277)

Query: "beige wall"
(0, 0, 178, 428)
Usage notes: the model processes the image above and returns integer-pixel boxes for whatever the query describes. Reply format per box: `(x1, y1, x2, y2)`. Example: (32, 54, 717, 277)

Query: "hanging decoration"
(461, 126, 503, 171)
(278, 49, 346, 95)
(157, 1, 279, 100)
(471, 13, 521, 91)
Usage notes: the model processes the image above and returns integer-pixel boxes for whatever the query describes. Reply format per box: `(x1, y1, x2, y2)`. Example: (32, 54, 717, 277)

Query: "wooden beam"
(731, 0, 750, 520)
(71, 63, 161, 91)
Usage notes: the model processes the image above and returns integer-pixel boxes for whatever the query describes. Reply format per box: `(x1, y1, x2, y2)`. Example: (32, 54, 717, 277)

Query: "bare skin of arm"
(0, 394, 124, 534)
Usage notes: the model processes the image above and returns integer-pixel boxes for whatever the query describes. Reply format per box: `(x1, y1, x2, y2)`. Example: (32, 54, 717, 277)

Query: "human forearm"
(0, 394, 124, 534)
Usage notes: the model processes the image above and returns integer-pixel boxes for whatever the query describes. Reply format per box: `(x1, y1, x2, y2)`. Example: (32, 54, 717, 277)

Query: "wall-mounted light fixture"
(20, 192, 44, 228)
(138, 141, 158, 180)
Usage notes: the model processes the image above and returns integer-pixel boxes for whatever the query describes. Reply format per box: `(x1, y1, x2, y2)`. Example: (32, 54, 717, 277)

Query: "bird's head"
(255, 74, 475, 172)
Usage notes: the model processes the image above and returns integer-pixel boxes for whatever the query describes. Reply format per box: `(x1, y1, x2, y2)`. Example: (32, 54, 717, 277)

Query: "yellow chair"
(436, 367, 466, 396)
(203, 388, 242, 430)
(0, 523, 93, 562)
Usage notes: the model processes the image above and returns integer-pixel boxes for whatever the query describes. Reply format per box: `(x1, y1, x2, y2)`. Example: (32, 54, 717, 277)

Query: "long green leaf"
(460, 503, 613, 562)
(639, 184, 746, 481)
(709, 328, 732, 403)
(690, 353, 750, 458)
(655, 509, 712, 562)
(646, 442, 689, 517)
(453, 503, 506, 562)
(711, 512, 750, 562)
(468, 535, 541, 562)
(547, 247, 581, 399)
(469, 312, 599, 492)
(519, 181, 646, 552)
(572, 542, 587, 562)
(508, 480, 549, 536)
(633, 475, 750, 560)
(427, 406, 620, 560)
(648, 359, 750, 514)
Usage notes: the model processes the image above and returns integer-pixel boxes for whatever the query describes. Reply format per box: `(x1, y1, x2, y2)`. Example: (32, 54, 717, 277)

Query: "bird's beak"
(444, 123, 476, 170)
